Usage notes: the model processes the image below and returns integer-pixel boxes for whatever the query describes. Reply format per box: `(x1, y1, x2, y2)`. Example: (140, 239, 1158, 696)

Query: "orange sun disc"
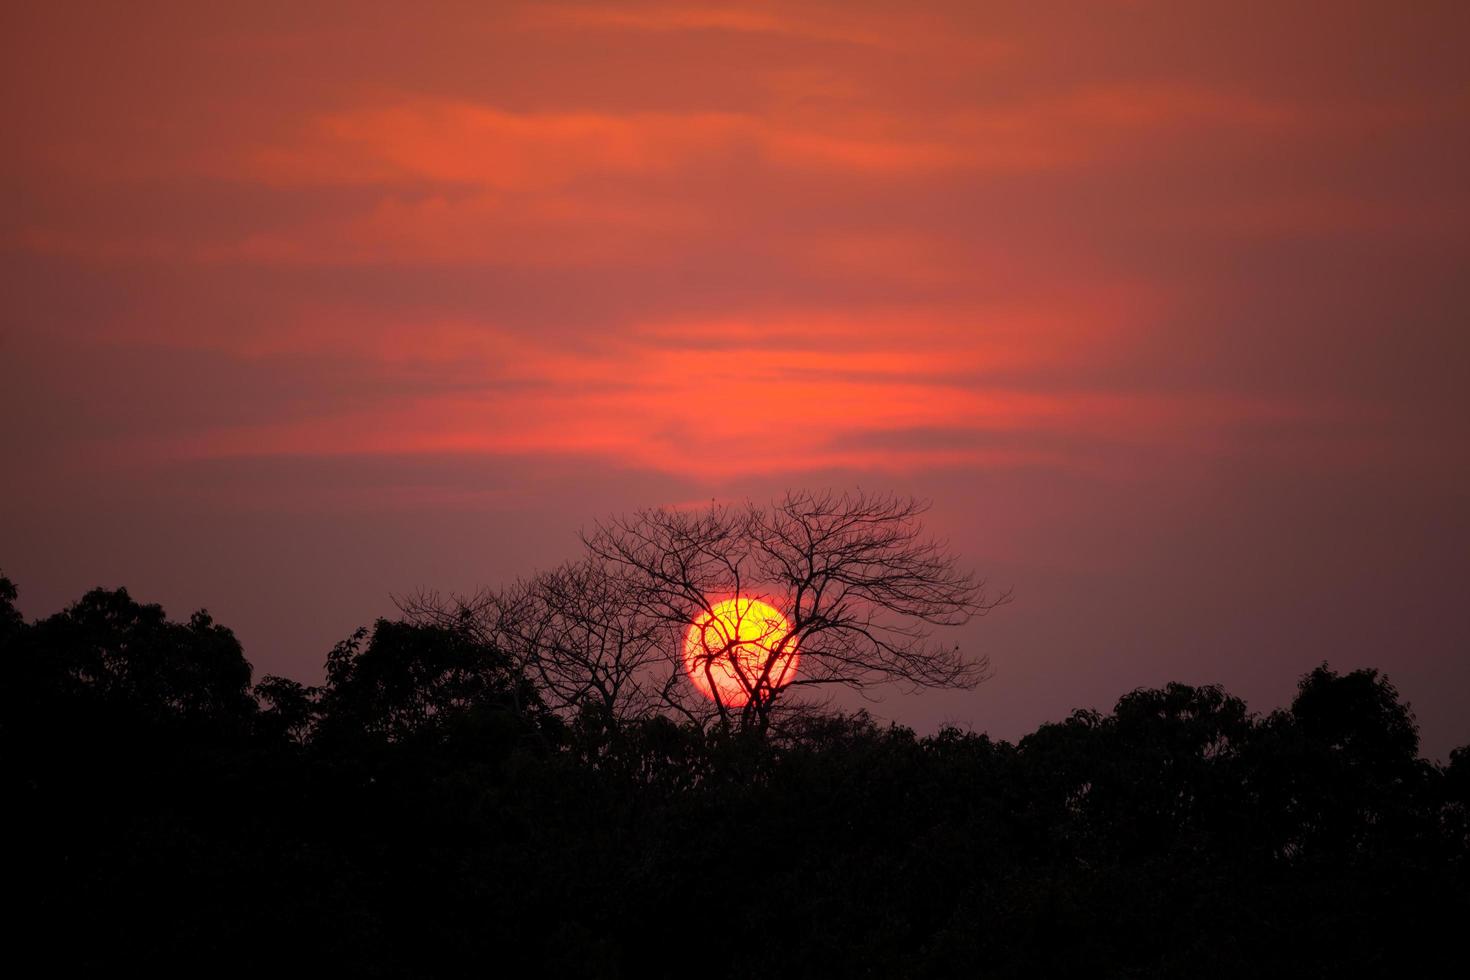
(683, 597, 799, 707)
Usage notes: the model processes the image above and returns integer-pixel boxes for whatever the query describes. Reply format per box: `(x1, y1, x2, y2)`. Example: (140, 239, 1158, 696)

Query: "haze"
(2, 1, 1466, 755)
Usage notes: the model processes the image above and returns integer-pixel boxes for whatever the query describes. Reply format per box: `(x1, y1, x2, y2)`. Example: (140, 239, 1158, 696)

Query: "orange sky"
(3, 1, 1468, 753)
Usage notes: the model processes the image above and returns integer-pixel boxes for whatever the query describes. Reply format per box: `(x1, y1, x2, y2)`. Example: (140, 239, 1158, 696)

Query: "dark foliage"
(3, 571, 1466, 977)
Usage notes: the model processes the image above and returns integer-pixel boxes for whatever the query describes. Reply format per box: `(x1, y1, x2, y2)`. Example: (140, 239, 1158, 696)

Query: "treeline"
(3, 576, 1467, 977)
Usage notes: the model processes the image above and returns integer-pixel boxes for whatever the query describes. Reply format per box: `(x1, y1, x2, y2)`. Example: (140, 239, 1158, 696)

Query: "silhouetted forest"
(5, 573, 1467, 977)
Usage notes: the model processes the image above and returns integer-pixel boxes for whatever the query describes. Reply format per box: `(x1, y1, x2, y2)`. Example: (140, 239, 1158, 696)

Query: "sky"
(3, 1, 1468, 755)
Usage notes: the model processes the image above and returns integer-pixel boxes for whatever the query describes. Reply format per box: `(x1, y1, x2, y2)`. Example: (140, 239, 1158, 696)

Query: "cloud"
(75, 294, 1306, 482)
(230, 78, 1296, 199)
(243, 100, 983, 195)
(520, 2, 972, 52)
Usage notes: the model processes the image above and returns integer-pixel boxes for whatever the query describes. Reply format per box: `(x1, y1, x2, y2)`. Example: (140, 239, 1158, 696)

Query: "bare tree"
(493, 557, 687, 723)
(584, 490, 1007, 731)
(403, 490, 1005, 734)
(401, 555, 695, 725)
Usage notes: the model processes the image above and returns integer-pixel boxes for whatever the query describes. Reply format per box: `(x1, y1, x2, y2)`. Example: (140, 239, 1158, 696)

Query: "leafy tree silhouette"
(0, 572, 22, 639)
(253, 673, 318, 744)
(1252, 664, 1435, 863)
(3, 580, 255, 743)
(314, 617, 550, 745)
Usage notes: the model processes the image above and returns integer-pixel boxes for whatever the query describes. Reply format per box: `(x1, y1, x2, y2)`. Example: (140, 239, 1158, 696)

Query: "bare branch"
(582, 489, 1006, 731)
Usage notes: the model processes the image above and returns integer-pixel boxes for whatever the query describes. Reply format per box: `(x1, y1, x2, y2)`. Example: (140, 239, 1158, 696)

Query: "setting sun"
(683, 597, 799, 707)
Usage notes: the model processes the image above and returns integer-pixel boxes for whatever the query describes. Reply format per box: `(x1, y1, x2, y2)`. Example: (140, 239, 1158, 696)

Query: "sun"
(683, 597, 799, 707)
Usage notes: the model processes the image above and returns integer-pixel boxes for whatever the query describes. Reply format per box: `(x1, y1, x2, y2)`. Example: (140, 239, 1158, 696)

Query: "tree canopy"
(2, 569, 1466, 977)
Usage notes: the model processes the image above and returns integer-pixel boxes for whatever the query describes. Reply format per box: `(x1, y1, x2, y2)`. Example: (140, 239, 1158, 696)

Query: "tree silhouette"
(583, 489, 1008, 730)
(0, 572, 22, 640)
(254, 673, 319, 744)
(407, 490, 1005, 732)
(3, 568, 1467, 977)
(314, 617, 547, 744)
(405, 554, 676, 728)
(8, 584, 254, 729)
(1252, 664, 1434, 862)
